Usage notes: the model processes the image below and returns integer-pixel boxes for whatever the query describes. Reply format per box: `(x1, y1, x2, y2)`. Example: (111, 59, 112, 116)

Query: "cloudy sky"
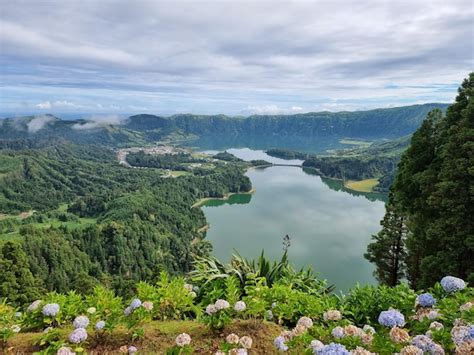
(0, 0, 472, 116)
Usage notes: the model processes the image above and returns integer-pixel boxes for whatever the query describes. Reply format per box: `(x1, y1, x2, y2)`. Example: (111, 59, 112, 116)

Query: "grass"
(169, 170, 190, 177)
(6, 320, 282, 354)
(192, 188, 256, 208)
(345, 178, 379, 193)
(339, 139, 372, 148)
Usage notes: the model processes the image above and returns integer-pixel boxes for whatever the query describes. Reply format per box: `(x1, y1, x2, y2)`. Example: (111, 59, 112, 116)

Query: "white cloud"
(244, 105, 309, 115)
(36, 100, 80, 110)
(36, 101, 52, 109)
(72, 115, 126, 130)
(27, 115, 55, 133)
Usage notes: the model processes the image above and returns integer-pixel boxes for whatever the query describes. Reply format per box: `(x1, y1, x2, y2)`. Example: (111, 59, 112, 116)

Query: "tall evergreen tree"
(365, 194, 407, 286)
(0, 242, 42, 305)
(370, 73, 474, 289)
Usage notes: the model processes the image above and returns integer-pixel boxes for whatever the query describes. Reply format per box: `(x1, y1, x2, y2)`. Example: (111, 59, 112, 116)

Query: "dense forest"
(365, 73, 474, 289)
(0, 144, 252, 303)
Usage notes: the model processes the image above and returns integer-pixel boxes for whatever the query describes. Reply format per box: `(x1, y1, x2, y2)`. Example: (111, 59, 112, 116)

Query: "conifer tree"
(365, 194, 407, 286)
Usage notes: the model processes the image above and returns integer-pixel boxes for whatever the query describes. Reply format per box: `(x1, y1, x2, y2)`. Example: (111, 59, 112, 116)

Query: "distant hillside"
(0, 103, 449, 147)
(128, 103, 449, 138)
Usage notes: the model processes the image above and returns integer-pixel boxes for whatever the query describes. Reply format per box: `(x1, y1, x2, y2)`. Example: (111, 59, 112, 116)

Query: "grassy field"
(7, 320, 282, 354)
(344, 178, 379, 193)
(0, 204, 97, 244)
(339, 139, 372, 148)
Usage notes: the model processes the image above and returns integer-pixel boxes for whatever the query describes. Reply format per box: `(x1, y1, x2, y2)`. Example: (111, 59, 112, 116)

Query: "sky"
(0, 0, 473, 117)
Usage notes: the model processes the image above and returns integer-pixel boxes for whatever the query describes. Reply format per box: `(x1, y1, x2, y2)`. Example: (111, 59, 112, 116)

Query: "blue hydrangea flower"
(273, 336, 288, 351)
(411, 335, 434, 351)
(42, 303, 60, 317)
(68, 328, 88, 344)
(378, 309, 405, 327)
(130, 298, 142, 310)
(316, 343, 350, 355)
(95, 320, 106, 330)
(73, 315, 90, 329)
(440, 276, 466, 293)
(124, 306, 132, 316)
(417, 293, 436, 307)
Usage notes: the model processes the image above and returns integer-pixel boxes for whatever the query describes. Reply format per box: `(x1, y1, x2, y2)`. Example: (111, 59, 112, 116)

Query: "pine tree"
(378, 73, 474, 289)
(365, 195, 407, 286)
(0, 242, 42, 305)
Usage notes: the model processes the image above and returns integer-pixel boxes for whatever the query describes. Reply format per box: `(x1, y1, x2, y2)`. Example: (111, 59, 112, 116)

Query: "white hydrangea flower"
(234, 301, 246, 312)
(175, 333, 191, 347)
(215, 299, 230, 310)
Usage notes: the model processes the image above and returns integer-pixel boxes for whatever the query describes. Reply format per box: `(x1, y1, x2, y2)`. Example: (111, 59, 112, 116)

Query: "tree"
(0, 242, 42, 305)
(365, 195, 407, 286)
(378, 73, 474, 289)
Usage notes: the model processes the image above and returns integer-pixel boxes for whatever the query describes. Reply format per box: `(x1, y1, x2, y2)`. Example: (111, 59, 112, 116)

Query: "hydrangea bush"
(0, 274, 472, 353)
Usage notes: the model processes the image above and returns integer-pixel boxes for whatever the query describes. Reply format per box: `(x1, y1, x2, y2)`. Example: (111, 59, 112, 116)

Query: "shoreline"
(191, 188, 256, 208)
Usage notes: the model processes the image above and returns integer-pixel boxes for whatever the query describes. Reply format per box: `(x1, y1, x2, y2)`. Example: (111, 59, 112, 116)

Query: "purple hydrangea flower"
(42, 303, 60, 317)
(378, 309, 405, 327)
(331, 326, 344, 339)
(417, 293, 436, 307)
(412, 335, 434, 351)
(68, 328, 88, 344)
(73, 315, 90, 329)
(316, 343, 350, 355)
(274, 336, 288, 351)
(95, 320, 106, 330)
(130, 298, 142, 310)
(440, 276, 466, 293)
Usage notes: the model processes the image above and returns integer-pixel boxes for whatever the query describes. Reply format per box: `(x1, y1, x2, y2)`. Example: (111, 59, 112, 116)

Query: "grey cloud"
(0, 0, 472, 114)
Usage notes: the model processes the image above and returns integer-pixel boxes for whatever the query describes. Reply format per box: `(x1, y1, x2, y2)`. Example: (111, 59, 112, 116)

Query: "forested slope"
(0, 144, 251, 302)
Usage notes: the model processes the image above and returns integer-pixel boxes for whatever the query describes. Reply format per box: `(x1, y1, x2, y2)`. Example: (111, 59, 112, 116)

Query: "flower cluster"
(411, 335, 444, 353)
(234, 301, 246, 312)
(42, 303, 60, 317)
(206, 299, 230, 314)
(451, 325, 474, 346)
(273, 336, 288, 351)
(68, 327, 88, 344)
(175, 332, 192, 347)
(390, 327, 410, 343)
(323, 309, 342, 321)
(316, 342, 350, 354)
(124, 298, 143, 315)
(95, 320, 106, 331)
(73, 315, 90, 329)
(27, 300, 42, 312)
(142, 301, 153, 311)
(378, 309, 405, 327)
(57, 346, 75, 355)
(119, 345, 138, 354)
(416, 293, 436, 307)
(440, 276, 466, 293)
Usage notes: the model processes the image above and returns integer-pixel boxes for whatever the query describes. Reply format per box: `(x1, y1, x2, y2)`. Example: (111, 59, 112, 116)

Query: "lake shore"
(191, 188, 256, 208)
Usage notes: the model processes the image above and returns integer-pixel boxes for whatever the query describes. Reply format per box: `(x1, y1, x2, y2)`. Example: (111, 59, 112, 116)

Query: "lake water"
(200, 148, 386, 292)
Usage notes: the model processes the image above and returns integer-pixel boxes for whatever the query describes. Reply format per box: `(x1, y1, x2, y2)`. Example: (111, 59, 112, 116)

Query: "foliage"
(369, 73, 474, 289)
(365, 194, 407, 286)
